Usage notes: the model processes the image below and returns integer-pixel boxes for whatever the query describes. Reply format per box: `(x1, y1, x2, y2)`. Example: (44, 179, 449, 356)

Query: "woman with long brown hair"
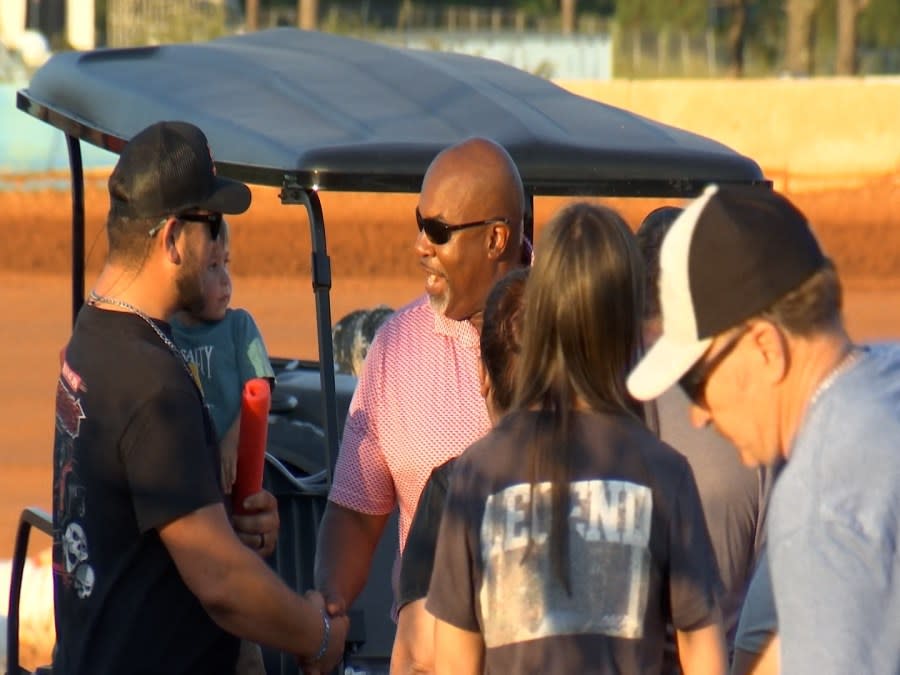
(427, 202, 726, 674)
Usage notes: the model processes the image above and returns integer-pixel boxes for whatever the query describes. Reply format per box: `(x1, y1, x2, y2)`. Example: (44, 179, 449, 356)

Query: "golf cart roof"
(17, 28, 765, 196)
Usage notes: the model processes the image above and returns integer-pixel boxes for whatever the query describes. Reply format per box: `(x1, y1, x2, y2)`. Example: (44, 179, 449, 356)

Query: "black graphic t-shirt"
(427, 409, 720, 674)
(398, 457, 456, 609)
(52, 305, 238, 674)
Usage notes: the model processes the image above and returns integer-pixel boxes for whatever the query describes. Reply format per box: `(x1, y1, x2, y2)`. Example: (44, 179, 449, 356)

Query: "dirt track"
(3, 172, 899, 280)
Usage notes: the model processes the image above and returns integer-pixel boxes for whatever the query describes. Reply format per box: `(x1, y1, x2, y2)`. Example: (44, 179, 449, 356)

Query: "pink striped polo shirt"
(329, 294, 492, 553)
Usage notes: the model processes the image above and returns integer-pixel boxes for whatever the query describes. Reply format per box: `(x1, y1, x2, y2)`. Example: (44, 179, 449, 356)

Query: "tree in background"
(835, 0, 868, 74)
(299, 0, 319, 28)
(723, 0, 749, 76)
(561, 0, 575, 33)
(858, 0, 900, 71)
(786, 0, 819, 74)
(246, 0, 260, 28)
(91, 0, 897, 75)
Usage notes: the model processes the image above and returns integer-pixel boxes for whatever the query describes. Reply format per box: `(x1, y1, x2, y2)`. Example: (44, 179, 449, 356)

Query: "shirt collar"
(430, 302, 480, 348)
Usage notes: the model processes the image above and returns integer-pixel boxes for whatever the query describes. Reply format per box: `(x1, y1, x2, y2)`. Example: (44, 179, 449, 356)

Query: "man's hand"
(231, 489, 279, 558)
(300, 590, 350, 675)
(220, 441, 238, 494)
(220, 416, 241, 493)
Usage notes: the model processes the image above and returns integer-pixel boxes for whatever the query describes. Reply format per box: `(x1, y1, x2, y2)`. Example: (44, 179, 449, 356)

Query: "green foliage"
(615, 0, 706, 31)
(105, 1, 231, 46)
(859, 0, 900, 48)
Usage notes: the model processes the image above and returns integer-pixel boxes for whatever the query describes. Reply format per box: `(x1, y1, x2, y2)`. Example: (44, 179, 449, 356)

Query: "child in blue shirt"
(171, 219, 275, 495)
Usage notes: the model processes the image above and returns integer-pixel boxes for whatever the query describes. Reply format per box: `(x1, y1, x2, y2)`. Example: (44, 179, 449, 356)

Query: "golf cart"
(8, 27, 767, 675)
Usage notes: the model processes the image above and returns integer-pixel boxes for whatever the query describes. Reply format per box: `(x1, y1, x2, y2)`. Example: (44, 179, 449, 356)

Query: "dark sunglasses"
(148, 212, 223, 241)
(678, 326, 749, 406)
(416, 208, 509, 245)
(178, 211, 224, 241)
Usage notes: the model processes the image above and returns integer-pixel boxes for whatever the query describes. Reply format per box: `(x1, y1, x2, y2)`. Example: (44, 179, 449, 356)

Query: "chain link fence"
(106, 0, 241, 47)
(104, 0, 899, 77)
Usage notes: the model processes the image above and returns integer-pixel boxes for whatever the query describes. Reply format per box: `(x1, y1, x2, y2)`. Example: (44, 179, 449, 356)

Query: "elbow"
(194, 581, 238, 621)
(183, 563, 242, 624)
(408, 648, 435, 675)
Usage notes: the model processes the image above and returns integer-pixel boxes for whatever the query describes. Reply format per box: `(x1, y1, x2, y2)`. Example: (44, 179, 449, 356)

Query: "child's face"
(198, 240, 232, 321)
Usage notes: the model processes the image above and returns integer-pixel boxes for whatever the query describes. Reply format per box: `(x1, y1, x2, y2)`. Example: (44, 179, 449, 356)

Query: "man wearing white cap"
(627, 184, 900, 675)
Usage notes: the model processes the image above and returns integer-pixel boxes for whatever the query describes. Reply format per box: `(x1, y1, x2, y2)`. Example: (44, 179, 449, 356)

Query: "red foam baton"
(232, 378, 271, 514)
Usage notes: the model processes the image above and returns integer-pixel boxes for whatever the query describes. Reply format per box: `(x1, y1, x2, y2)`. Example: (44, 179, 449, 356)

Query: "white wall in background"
(67, 0, 96, 50)
(0, 0, 27, 49)
(386, 32, 613, 80)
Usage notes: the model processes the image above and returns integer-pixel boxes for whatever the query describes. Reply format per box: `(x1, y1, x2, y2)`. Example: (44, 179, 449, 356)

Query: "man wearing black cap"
(627, 185, 900, 675)
(52, 121, 347, 674)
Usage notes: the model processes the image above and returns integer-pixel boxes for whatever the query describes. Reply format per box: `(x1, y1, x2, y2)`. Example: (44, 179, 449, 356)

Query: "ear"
(748, 319, 789, 385)
(160, 217, 183, 265)
(486, 223, 510, 260)
(478, 359, 492, 400)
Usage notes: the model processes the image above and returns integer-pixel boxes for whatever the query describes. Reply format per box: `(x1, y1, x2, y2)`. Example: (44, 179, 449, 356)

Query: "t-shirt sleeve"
(425, 457, 481, 632)
(120, 385, 223, 532)
(328, 329, 396, 514)
(733, 551, 776, 654)
(668, 459, 722, 631)
(398, 460, 453, 608)
(234, 309, 275, 383)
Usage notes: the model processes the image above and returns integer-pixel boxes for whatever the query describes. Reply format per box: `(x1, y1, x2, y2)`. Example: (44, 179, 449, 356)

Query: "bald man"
(314, 138, 527, 654)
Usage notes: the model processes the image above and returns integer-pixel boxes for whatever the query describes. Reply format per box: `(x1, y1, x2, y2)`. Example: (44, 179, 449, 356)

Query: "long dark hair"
(513, 202, 645, 594)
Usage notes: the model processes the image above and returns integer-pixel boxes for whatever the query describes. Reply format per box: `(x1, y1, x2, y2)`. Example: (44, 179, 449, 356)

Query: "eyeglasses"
(416, 208, 510, 245)
(148, 212, 224, 241)
(678, 325, 750, 406)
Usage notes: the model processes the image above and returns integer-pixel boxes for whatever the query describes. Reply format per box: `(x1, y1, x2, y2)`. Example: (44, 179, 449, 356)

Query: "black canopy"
(18, 28, 764, 196)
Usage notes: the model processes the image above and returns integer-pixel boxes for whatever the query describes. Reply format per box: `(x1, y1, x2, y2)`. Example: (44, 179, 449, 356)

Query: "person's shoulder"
(591, 409, 684, 459)
(223, 306, 252, 330)
(813, 343, 900, 447)
(599, 411, 694, 481)
(227, 306, 257, 320)
(368, 295, 431, 343)
(383, 295, 430, 326)
(225, 307, 257, 327)
(430, 457, 457, 485)
(453, 411, 529, 471)
(855, 343, 900, 399)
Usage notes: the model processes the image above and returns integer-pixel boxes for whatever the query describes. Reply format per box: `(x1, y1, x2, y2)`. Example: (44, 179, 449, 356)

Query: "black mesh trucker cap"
(627, 184, 826, 401)
(108, 121, 251, 218)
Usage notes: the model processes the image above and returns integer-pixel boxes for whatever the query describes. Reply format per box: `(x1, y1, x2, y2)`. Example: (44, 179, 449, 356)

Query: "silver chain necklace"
(809, 345, 862, 408)
(87, 290, 200, 394)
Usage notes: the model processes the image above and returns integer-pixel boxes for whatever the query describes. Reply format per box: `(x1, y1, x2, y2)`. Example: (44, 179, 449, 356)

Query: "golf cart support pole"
(280, 178, 339, 486)
(67, 133, 86, 327)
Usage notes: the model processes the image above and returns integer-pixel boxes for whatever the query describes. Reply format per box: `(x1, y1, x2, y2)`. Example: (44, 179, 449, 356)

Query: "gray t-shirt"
(655, 388, 767, 645)
(171, 308, 275, 439)
(769, 343, 900, 675)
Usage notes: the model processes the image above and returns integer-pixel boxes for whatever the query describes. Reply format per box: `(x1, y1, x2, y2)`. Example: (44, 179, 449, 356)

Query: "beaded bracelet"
(313, 608, 331, 663)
